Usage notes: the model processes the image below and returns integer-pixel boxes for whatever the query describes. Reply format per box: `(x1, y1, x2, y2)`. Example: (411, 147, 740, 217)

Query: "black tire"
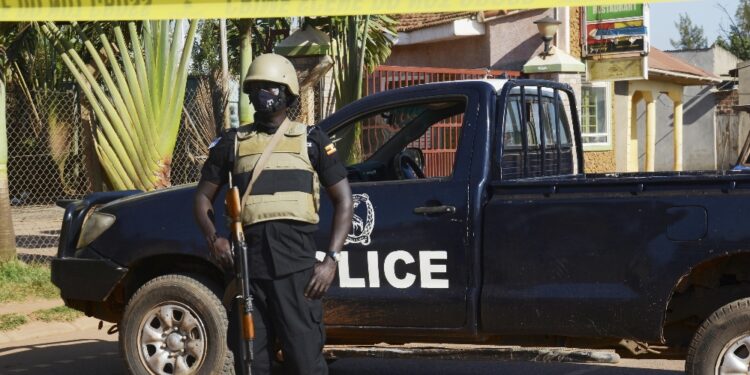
(120, 274, 234, 375)
(686, 298, 750, 375)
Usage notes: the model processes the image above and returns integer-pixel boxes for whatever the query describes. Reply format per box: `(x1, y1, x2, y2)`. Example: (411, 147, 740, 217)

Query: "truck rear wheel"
(686, 298, 750, 375)
(120, 274, 232, 375)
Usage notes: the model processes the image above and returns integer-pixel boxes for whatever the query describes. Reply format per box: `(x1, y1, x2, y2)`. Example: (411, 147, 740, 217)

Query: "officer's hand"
(305, 257, 337, 299)
(210, 236, 234, 269)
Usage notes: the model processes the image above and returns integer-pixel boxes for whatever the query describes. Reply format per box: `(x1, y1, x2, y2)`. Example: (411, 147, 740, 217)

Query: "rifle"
(226, 185, 254, 375)
(224, 119, 290, 374)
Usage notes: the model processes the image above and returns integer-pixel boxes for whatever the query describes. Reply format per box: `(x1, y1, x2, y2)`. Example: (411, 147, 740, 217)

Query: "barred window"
(498, 88, 576, 180)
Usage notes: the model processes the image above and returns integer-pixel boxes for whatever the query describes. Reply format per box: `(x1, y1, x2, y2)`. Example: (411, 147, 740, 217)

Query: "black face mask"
(250, 86, 288, 113)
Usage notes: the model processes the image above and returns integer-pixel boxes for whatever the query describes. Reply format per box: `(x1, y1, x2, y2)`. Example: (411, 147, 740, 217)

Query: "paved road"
(0, 327, 685, 375)
(0, 328, 122, 375)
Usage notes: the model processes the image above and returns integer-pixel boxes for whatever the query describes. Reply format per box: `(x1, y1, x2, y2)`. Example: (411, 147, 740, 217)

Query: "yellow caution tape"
(0, 0, 664, 22)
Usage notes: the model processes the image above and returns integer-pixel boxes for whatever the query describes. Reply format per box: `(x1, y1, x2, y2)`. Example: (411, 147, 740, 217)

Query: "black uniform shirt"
(200, 121, 347, 279)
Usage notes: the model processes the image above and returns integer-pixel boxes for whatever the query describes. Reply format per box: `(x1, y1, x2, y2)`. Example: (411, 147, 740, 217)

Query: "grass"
(0, 260, 59, 303)
(0, 313, 29, 331)
(0, 261, 80, 332)
(0, 307, 84, 332)
(29, 306, 83, 323)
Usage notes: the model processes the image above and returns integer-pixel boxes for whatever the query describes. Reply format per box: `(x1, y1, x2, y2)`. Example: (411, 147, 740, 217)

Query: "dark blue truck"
(52, 79, 750, 375)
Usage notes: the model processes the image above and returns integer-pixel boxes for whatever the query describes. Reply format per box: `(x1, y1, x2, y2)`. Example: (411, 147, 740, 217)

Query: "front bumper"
(51, 253, 128, 302)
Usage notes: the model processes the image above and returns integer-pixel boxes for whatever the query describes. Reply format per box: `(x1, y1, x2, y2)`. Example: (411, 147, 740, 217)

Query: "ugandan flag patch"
(325, 143, 337, 156)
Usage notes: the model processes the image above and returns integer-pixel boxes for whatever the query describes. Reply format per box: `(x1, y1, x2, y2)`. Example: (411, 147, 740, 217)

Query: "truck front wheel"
(120, 274, 232, 375)
(686, 298, 750, 375)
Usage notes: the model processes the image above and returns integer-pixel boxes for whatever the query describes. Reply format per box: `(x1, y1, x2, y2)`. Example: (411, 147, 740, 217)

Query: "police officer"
(193, 53, 353, 375)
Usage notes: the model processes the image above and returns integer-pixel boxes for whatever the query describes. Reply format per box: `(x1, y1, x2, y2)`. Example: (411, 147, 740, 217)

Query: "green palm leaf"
(42, 20, 197, 191)
(307, 15, 396, 164)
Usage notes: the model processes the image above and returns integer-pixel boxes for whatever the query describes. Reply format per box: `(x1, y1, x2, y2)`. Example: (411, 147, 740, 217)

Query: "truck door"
(481, 83, 667, 340)
(316, 89, 479, 328)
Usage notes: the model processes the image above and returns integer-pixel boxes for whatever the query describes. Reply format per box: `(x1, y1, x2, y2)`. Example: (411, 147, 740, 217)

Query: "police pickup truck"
(52, 79, 750, 375)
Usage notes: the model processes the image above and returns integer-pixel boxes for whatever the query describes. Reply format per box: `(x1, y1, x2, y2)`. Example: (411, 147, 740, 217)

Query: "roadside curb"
(0, 317, 106, 347)
(324, 344, 621, 364)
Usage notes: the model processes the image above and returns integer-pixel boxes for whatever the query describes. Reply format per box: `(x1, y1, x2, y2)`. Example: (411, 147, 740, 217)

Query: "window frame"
(580, 81, 612, 151)
(493, 82, 583, 182)
(327, 95, 471, 185)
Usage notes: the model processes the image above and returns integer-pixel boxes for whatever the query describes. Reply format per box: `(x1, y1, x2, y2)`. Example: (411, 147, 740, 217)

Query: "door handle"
(413, 205, 456, 215)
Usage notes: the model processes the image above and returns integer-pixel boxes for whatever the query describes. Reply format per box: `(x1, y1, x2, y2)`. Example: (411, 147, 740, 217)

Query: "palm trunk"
(80, 99, 104, 191)
(0, 79, 17, 263)
(238, 19, 254, 126)
(339, 16, 365, 164)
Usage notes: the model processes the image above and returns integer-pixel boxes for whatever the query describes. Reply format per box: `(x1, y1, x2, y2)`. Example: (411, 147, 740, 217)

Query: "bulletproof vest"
(233, 121, 320, 226)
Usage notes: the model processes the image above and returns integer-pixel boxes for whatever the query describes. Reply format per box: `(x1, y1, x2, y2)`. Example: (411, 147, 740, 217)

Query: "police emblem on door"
(346, 193, 374, 246)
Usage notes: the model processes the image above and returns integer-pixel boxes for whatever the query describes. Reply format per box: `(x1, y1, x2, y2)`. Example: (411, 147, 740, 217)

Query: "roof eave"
(649, 68, 722, 86)
(395, 18, 485, 46)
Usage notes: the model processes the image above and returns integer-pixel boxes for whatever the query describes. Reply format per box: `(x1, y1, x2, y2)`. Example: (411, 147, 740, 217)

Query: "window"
(498, 88, 577, 180)
(329, 99, 467, 182)
(580, 82, 611, 150)
(503, 99, 523, 147)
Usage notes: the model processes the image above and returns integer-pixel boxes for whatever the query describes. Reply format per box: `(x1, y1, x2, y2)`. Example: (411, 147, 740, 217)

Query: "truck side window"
(329, 99, 467, 182)
(544, 99, 571, 146)
(503, 98, 523, 147)
(498, 90, 575, 180)
(525, 98, 541, 147)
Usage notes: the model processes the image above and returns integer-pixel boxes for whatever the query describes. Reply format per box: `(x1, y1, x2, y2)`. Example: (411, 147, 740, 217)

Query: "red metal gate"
(362, 66, 521, 177)
(364, 65, 521, 96)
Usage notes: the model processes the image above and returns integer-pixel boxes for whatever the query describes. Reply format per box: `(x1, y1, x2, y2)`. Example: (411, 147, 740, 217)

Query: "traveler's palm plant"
(42, 20, 197, 191)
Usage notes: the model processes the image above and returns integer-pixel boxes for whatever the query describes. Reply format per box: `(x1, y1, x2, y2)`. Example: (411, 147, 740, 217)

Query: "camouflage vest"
(233, 120, 320, 226)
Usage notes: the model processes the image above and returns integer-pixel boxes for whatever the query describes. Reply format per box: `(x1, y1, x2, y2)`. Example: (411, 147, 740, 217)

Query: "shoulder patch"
(306, 126, 321, 148)
(208, 137, 222, 149)
(324, 142, 337, 156)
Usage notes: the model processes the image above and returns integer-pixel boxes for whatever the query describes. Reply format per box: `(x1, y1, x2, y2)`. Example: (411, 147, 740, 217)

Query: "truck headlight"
(76, 212, 116, 249)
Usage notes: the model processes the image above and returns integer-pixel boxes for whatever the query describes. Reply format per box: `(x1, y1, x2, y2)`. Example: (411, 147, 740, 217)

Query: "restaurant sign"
(584, 4, 649, 57)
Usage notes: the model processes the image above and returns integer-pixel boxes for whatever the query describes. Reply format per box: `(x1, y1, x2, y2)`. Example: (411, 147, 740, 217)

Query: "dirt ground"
(0, 322, 686, 375)
(11, 205, 64, 261)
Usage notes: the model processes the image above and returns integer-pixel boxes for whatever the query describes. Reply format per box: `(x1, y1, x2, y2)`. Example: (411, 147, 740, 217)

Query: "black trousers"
(228, 267, 328, 375)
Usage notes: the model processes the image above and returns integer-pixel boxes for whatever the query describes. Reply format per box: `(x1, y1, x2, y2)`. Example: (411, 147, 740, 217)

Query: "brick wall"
(569, 7, 582, 59)
(584, 150, 616, 173)
(716, 89, 738, 115)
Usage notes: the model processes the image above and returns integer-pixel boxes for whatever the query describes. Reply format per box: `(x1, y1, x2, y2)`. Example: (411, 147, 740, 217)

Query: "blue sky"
(649, 0, 741, 50)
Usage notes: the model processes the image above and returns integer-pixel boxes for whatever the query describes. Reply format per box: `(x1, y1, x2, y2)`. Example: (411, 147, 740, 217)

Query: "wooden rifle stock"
(226, 187, 243, 234)
(242, 313, 255, 339)
(225, 186, 254, 375)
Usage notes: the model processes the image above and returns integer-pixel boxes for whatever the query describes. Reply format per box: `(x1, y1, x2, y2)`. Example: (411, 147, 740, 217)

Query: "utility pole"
(238, 19, 254, 125)
(0, 78, 17, 262)
(220, 19, 230, 129)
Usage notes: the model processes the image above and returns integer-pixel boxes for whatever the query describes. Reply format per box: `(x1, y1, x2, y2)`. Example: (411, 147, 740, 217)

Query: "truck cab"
(52, 79, 750, 375)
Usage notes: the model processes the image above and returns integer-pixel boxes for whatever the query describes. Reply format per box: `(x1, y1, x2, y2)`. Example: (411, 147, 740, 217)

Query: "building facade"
(386, 7, 730, 173)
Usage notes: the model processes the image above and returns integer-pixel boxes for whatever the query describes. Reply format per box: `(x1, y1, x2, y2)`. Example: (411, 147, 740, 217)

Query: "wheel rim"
(136, 301, 208, 375)
(716, 332, 750, 375)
